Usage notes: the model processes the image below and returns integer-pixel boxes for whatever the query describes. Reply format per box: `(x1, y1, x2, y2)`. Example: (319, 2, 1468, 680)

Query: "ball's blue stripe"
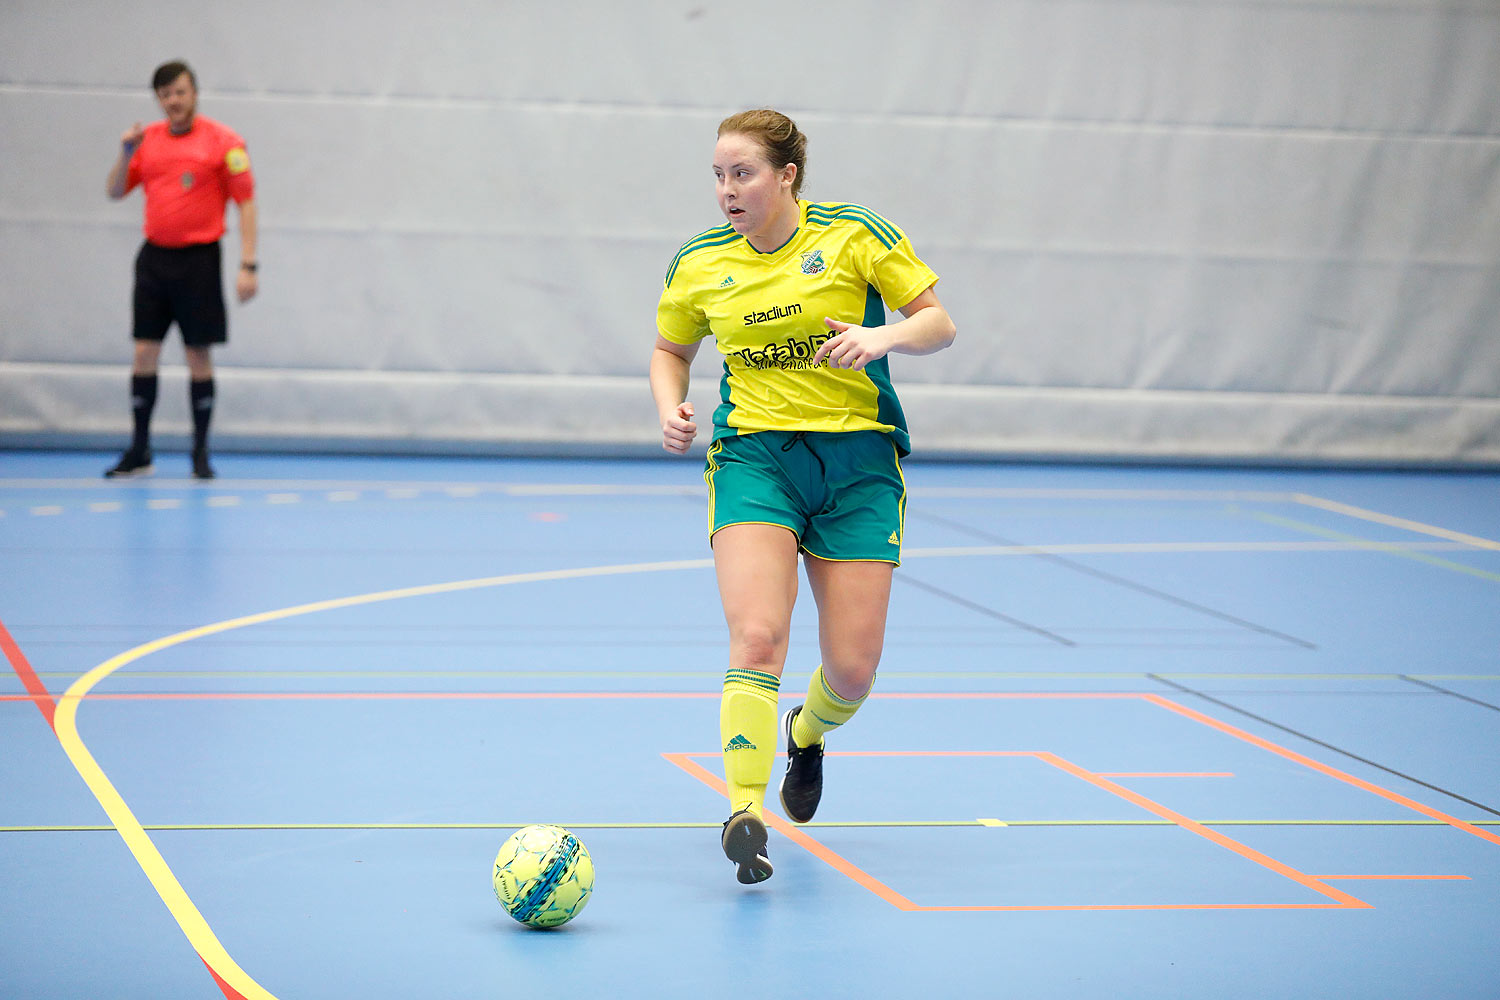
(512, 834, 580, 923)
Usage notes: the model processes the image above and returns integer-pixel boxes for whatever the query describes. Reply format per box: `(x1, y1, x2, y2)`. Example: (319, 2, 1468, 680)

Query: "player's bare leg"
(712, 523, 799, 882)
(780, 557, 893, 822)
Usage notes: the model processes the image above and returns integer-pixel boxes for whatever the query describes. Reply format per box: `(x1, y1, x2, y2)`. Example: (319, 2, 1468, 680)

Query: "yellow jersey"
(656, 200, 939, 455)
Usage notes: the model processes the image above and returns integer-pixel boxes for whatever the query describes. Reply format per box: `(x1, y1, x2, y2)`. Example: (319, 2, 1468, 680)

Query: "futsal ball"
(492, 824, 594, 929)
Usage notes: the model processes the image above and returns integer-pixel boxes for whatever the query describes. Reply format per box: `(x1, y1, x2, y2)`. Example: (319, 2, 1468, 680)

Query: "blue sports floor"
(2, 450, 1498, 999)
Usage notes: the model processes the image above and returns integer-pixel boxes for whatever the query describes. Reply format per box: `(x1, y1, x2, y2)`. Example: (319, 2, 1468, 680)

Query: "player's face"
(155, 73, 197, 131)
(714, 133, 797, 247)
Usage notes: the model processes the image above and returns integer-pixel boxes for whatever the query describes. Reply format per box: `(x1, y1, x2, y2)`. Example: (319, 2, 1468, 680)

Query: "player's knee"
(821, 653, 880, 700)
(729, 623, 788, 672)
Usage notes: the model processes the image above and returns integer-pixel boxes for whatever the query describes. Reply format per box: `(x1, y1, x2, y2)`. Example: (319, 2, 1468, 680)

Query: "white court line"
(903, 541, 1478, 558)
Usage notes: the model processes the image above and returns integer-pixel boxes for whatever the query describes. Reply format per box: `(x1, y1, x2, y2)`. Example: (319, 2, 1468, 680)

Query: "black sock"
(130, 373, 158, 452)
(190, 378, 215, 454)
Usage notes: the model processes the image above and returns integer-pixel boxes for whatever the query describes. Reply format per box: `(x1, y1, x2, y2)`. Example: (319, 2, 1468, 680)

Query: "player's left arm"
(234, 197, 258, 303)
(813, 285, 956, 371)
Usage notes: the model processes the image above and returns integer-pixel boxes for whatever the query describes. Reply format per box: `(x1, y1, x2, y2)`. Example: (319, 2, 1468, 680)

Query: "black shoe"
(191, 449, 216, 480)
(104, 447, 154, 478)
(721, 809, 773, 884)
(778, 706, 824, 824)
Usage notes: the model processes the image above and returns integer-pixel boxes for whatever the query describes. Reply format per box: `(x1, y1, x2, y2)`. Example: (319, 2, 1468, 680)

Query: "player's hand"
(661, 402, 697, 454)
(813, 317, 893, 371)
(235, 268, 258, 303)
(121, 122, 145, 153)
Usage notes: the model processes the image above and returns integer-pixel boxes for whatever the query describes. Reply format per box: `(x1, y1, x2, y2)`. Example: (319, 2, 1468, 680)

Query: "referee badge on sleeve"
(225, 147, 251, 175)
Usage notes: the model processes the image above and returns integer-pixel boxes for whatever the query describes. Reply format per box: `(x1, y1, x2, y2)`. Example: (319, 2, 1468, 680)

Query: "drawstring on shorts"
(780, 431, 827, 479)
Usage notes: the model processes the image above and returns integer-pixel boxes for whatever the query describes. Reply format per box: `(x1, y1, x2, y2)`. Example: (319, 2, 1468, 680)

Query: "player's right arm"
(106, 123, 145, 200)
(651, 335, 700, 454)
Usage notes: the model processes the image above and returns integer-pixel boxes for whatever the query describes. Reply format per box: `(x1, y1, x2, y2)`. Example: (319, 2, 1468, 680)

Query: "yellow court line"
(51, 557, 712, 1000)
(36, 487, 1500, 993)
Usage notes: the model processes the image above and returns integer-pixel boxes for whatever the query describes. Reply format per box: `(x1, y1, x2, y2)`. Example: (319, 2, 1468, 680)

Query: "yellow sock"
(791, 664, 869, 749)
(720, 668, 781, 818)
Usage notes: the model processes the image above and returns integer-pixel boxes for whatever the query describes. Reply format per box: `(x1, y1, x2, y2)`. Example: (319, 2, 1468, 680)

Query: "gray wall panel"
(2, 0, 1497, 462)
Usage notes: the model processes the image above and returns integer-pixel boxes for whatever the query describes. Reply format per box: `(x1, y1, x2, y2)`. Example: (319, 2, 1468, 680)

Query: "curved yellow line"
(51, 557, 711, 1000)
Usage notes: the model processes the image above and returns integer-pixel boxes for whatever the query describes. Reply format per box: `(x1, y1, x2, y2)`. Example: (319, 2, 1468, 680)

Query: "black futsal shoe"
(191, 449, 216, 480)
(779, 705, 824, 824)
(104, 447, 154, 478)
(721, 809, 773, 884)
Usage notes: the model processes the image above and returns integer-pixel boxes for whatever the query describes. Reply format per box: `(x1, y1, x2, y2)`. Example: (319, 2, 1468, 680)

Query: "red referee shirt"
(125, 116, 254, 248)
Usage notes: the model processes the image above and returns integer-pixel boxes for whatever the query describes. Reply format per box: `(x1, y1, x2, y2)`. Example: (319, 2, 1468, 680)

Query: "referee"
(104, 60, 258, 479)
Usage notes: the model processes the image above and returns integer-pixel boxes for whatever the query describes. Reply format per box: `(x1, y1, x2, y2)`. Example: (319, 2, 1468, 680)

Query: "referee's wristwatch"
(240, 261, 258, 273)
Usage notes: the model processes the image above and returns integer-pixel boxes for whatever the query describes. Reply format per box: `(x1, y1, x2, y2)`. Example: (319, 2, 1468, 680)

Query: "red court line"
(1318, 875, 1470, 881)
(0, 616, 56, 729)
(0, 619, 243, 999)
(204, 959, 251, 1000)
(0, 691, 719, 702)
(3, 690, 1144, 704)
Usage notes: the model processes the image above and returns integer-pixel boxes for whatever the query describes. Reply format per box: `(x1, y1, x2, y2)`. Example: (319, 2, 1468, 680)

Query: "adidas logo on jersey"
(719, 275, 735, 287)
(724, 734, 757, 751)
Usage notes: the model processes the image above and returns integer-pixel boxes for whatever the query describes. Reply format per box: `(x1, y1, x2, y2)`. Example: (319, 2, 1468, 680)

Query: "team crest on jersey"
(180, 171, 195, 190)
(799, 250, 826, 275)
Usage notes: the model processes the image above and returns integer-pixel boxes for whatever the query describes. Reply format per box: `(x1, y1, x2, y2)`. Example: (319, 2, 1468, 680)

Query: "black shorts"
(132, 241, 227, 346)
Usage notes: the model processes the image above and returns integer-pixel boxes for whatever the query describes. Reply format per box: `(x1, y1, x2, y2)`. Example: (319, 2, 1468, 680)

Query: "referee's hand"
(121, 122, 144, 153)
(235, 268, 258, 303)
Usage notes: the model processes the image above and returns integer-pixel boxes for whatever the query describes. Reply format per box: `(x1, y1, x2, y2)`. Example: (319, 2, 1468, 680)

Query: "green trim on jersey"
(656, 200, 938, 457)
(665, 224, 740, 287)
(805, 203, 900, 248)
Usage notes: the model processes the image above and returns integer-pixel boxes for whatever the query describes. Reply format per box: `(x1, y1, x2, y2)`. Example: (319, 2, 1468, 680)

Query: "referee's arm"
(106, 123, 144, 199)
(234, 198, 259, 302)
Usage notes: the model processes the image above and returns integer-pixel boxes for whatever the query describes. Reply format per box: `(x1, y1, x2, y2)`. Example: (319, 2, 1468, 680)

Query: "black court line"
(1149, 674, 1500, 819)
(912, 512, 1318, 649)
(1399, 675, 1500, 713)
(893, 574, 1076, 646)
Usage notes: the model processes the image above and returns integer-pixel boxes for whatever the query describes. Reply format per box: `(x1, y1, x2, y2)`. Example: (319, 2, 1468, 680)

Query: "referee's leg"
(175, 242, 227, 479)
(104, 248, 168, 478)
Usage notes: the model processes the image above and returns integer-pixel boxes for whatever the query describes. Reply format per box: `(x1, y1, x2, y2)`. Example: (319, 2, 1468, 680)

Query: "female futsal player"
(649, 109, 957, 884)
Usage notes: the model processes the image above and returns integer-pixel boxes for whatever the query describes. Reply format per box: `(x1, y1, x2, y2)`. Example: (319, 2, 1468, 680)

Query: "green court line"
(6, 819, 1496, 833)
(1248, 510, 1500, 584)
(25, 670, 1500, 681)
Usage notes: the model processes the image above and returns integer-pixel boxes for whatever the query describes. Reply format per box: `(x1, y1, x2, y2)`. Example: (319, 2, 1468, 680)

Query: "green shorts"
(703, 429, 906, 564)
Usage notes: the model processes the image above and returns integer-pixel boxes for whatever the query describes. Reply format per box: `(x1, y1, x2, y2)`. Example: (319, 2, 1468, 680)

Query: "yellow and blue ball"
(492, 824, 594, 929)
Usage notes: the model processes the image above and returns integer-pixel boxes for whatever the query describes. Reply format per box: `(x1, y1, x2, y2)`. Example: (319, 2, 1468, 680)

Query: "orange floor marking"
(1095, 772, 1235, 777)
(664, 748, 1369, 912)
(1141, 694, 1500, 848)
(665, 690, 1500, 910)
